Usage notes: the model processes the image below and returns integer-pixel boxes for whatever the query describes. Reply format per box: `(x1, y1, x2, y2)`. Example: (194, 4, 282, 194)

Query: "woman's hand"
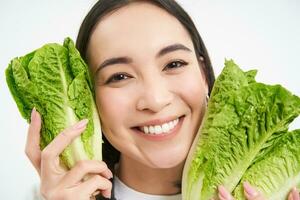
(25, 108, 113, 200)
(216, 182, 299, 200)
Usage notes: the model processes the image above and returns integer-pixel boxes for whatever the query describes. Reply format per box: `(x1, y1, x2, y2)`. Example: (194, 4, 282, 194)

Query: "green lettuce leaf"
(233, 129, 300, 199)
(5, 38, 102, 169)
(182, 60, 300, 200)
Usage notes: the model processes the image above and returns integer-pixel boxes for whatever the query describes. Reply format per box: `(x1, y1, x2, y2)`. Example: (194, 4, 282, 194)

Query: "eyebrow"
(95, 43, 192, 74)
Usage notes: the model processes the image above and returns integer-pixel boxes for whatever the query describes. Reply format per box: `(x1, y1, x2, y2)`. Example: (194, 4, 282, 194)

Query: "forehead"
(87, 2, 193, 65)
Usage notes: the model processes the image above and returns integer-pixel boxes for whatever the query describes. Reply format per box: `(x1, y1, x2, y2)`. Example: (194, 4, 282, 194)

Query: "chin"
(147, 151, 187, 169)
(150, 159, 185, 170)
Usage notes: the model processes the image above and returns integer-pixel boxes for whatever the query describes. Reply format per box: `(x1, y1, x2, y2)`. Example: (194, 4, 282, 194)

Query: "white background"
(0, 1, 299, 199)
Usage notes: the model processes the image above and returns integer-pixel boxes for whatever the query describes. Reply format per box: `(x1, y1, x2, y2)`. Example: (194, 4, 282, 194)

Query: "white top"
(29, 175, 182, 200)
(114, 176, 182, 200)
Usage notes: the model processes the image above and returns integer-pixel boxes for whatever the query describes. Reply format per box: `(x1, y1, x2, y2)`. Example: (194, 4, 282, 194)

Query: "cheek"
(174, 65, 207, 137)
(176, 66, 206, 109)
(95, 87, 131, 131)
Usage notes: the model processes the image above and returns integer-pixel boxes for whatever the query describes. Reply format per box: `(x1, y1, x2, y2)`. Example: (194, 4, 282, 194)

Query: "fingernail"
(243, 182, 258, 197)
(31, 107, 36, 122)
(74, 119, 88, 129)
(103, 191, 111, 199)
(292, 187, 299, 200)
(218, 185, 232, 200)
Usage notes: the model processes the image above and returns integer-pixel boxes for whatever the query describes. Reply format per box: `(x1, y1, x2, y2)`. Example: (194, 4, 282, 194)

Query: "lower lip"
(132, 116, 185, 141)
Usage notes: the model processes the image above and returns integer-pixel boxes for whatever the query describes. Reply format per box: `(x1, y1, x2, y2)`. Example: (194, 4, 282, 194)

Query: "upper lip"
(134, 115, 183, 127)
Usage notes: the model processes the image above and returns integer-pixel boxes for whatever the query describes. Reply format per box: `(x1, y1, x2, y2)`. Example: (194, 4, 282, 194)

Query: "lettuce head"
(5, 37, 102, 169)
(182, 60, 300, 200)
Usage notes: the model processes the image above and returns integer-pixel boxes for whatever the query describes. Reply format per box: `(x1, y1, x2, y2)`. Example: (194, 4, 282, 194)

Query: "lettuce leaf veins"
(5, 38, 102, 169)
(182, 60, 300, 200)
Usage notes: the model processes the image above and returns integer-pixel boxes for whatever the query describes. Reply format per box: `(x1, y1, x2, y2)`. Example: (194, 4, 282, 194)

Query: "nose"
(136, 77, 173, 113)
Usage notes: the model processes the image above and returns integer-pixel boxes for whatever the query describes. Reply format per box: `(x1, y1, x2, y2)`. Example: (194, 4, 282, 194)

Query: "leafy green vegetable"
(182, 60, 300, 200)
(233, 129, 300, 199)
(5, 37, 102, 169)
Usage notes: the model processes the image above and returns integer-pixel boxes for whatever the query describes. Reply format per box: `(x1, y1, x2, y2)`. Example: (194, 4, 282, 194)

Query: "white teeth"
(143, 126, 149, 134)
(139, 117, 180, 135)
(154, 125, 162, 134)
(149, 126, 155, 134)
(162, 123, 169, 132)
(168, 121, 173, 128)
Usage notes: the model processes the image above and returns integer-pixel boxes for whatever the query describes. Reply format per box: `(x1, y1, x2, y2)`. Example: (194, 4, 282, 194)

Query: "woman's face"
(87, 2, 208, 169)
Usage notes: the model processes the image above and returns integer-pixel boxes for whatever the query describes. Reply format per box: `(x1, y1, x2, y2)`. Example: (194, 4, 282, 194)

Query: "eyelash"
(163, 60, 188, 70)
(105, 60, 188, 84)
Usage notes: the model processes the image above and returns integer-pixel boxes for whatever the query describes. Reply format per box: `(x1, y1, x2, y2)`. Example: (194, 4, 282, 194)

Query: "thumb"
(243, 182, 265, 200)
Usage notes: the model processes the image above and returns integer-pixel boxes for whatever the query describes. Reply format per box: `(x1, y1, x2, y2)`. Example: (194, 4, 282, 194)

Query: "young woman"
(26, 0, 300, 200)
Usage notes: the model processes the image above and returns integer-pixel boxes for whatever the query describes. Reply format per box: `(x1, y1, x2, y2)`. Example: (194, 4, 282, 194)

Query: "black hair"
(76, 0, 215, 176)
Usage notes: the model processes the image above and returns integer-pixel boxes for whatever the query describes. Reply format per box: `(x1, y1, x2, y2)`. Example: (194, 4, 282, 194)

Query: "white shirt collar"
(113, 175, 182, 200)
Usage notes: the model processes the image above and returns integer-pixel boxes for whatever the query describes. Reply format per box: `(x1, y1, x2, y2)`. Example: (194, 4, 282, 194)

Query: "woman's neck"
(116, 155, 183, 195)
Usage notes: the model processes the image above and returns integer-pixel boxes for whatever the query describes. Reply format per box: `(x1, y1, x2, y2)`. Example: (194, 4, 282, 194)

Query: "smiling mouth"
(131, 115, 185, 139)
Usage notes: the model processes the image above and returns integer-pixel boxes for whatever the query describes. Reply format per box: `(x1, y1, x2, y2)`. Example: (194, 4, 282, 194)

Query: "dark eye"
(106, 73, 131, 84)
(164, 60, 188, 70)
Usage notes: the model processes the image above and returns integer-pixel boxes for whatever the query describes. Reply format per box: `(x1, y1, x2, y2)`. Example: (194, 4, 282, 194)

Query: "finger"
(25, 108, 42, 175)
(41, 119, 88, 162)
(243, 182, 265, 200)
(288, 191, 293, 200)
(77, 175, 112, 199)
(61, 160, 113, 186)
(291, 187, 300, 200)
(218, 185, 233, 200)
